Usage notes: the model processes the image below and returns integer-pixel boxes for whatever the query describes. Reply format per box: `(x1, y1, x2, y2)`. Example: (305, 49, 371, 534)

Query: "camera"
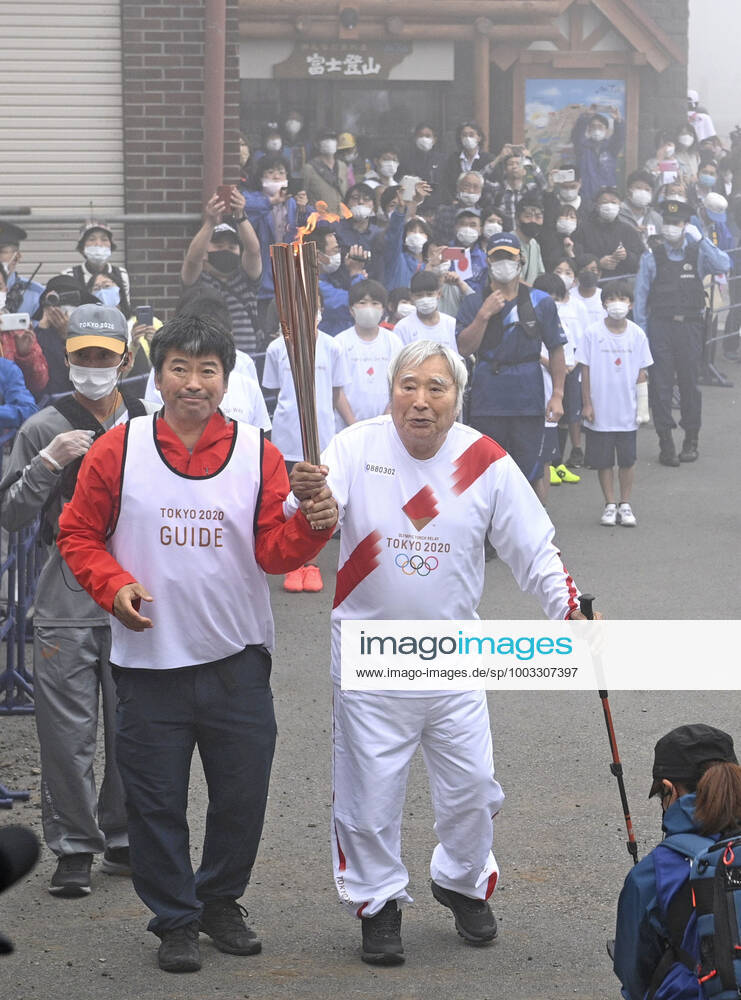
(45, 290, 81, 308)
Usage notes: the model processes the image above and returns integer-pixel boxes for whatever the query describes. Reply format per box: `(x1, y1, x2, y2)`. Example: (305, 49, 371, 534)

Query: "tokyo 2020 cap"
(649, 723, 737, 798)
(487, 232, 522, 256)
(66, 304, 129, 355)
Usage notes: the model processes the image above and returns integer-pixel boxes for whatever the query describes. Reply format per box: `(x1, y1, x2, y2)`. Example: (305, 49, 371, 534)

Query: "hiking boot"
(555, 463, 580, 484)
(157, 922, 201, 973)
(200, 899, 261, 955)
(100, 846, 131, 877)
(283, 568, 304, 592)
(48, 853, 93, 897)
(431, 881, 497, 944)
(617, 503, 637, 527)
(658, 431, 680, 467)
(361, 900, 404, 965)
(678, 433, 698, 463)
(302, 564, 323, 592)
(548, 466, 562, 485)
(600, 503, 618, 527)
(566, 446, 584, 468)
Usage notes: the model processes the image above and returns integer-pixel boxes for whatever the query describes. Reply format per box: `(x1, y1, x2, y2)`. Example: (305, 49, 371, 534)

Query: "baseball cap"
(705, 192, 728, 221)
(487, 232, 521, 256)
(212, 223, 240, 243)
(649, 724, 737, 798)
(337, 131, 356, 151)
(66, 304, 129, 354)
(661, 200, 692, 222)
(456, 206, 481, 219)
(77, 220, 116, 252)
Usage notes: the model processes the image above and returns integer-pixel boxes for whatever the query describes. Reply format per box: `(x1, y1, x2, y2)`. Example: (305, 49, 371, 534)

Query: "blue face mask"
(699, 173, 716, 188)
(95, 285, 121, 308)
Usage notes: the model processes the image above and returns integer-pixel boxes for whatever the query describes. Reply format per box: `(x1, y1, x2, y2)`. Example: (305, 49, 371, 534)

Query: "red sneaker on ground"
(283, 568, 304, 592)
(302, 565, 323, 592)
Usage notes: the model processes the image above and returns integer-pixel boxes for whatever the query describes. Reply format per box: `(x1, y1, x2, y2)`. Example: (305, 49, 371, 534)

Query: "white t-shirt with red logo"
(316, 416, 579, 686)
(334, 325, 403, 429)
(578, 319, 653, 432)
(393, 311, 459, 352)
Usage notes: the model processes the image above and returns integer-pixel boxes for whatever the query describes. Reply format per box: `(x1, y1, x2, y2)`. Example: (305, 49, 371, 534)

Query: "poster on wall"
(524, 78, 627, 202)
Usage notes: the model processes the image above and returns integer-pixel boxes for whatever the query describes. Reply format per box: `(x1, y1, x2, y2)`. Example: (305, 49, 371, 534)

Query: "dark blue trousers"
(113, 645, 277, 934)
(647, 316, 702, 434)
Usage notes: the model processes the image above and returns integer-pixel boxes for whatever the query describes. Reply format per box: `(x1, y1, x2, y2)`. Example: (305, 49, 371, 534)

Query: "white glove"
(636, 381, 650, 424)
(40, 429, 96, 470)
(684, 223, 702, 243)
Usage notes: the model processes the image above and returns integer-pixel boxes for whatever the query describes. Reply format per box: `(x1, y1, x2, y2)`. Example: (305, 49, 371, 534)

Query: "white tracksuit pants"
(331, 686, 504, 918)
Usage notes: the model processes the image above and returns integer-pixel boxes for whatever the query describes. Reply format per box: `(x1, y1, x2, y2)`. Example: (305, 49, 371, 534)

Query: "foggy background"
(689, 0, 741, 138)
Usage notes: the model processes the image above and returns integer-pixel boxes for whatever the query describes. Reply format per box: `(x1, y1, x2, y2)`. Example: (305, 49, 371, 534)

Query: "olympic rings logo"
(395, 553, 439, 576)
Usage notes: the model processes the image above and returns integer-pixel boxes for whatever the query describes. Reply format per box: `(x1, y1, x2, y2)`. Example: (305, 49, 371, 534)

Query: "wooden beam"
(240, 21, 562, 42)
(474, 33, 491, 139)
(240, 0, 564, 18)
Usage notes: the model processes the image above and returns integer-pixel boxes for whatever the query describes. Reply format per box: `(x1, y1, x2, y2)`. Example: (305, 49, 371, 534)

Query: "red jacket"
(57, 411, 331, 614)
(0, 330, 49, 397)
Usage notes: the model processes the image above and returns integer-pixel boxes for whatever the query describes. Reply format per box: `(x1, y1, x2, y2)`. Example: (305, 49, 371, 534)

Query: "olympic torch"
(270, 240, 321, 465)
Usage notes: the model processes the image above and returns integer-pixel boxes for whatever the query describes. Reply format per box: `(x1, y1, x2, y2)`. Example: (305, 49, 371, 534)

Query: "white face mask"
(458, 191, 480, 206)
(661, 224, 684, 243)
(489, 260, 520, 283)
(664, 144, 676, 158)
(265, 138, 282, 152)
(262, 178, 285, 196)
(379, 159, 399, 179)
(396, 302, 415, 318)
(606, 301, 630, 320)
(84, 245, 112, 265)
(351, 204, 372, 221)
(589, 128, 607, 142)
(415, 295, 438, 316)
(678, 134, 694, 148)
(416, 136, 434, 152)
(285, 119, 301, 136)
(556, 272, 574, 290)
(322, 252, 341, 274)
(319, 139, 337, 156)
(353, 304, 383, 328)
(483, 222, 502, 238)
(559, 187, 580, 203)
(456, 226, 479, 246)
(461, 135, 479, 152)
(405, 232, 427, 254)
(598, 202, 620, 222)
(630, 189, 653, 209)
(556, 217, 577, 235)
(68, 361, 123, 401)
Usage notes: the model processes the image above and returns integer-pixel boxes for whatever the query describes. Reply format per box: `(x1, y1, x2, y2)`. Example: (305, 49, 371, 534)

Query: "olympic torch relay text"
(340, 621, 741, 691)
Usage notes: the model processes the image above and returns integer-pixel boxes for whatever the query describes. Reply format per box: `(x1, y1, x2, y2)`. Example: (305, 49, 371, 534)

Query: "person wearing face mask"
(513, 198, 546, 285)
(252, 122, 283, 166)
(457, 233, 567, 487)
(399, 122, 445, 202)
(244, 155, 311, 325)
(675, 124, 700, 185)
(336, 183, 383, 278)
(336, 132, 359, 187)
(543, 165, 586, 228)
(363, 146, 400, 193)
(381, 286, 415, 329)
(382, 180, 434, 292)
(0, 304, 152, 899)
(181, 189, 263, 362)
(302, 130, 348, 215)
(422, 241, 474, 318)
(65, 221, 132, 319)
(0, 221, 45, 318)
(33, 275, 99, 395)
(571, 254, 606, 327)
(485, 148, 548, 233)
(692, 156, 721, 207)
(303, 224, 367, 337)
(687, 88, 717, 143)
(552, 258, 590, 469)
(633, 199, 730, 466)
(619, 171, 663, 247)
(442, 122, 493, 199)
(540, 205, 583, 271)
(433, 171, 488, 246)
(570, 108, 625, 206)
(0, 262, 49, 398)
(644, 132, 680, 188)
(394, 270, 458, 352)
(579, 282, 653, 527)
(575, 187, 644, 278)
(335, 279, 402, 429)
(281, 110, 310, 179)
(452, 208, 486, 273)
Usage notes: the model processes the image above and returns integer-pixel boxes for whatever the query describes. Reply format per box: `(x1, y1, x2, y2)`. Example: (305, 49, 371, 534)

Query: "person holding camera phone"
(0, 263, 49, 397)
(32, 275, 99, 395)
(0, 304, 155, 899)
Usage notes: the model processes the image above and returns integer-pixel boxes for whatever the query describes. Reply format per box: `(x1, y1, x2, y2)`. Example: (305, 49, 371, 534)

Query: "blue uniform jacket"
(244, 190, 311, 301)
(383, 210, 424, 291)
(634, 235, 731, 330)
(6, 273, 44, 318)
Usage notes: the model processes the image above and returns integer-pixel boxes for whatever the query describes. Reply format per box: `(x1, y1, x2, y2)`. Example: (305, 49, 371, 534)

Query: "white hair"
(387, 341, 468, 417)
(457, 170, 484, 188)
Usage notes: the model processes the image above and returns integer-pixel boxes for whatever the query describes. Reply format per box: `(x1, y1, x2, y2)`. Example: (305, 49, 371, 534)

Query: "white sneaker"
(617, 503, 637, 527)
(600, 503, 617, 526)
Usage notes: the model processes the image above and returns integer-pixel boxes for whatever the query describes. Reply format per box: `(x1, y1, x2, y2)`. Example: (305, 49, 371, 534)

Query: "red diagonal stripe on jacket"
(333, 529, 383, 609)
(451, 436, 507, 495)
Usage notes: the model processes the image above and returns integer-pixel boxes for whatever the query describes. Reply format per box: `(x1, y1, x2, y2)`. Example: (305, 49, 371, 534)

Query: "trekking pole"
(579, 594, 638, 866)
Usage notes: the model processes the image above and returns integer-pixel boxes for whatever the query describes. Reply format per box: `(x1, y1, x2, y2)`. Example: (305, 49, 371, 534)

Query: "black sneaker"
(361, 900, 404, 965)
(566, 446, 584, 469)
(48, 853, 93, 897)
(100, 846, 132, 877)
(200, 899, 261, 955)
(157, 922, 201, 973)
(431, 881, 497, 944)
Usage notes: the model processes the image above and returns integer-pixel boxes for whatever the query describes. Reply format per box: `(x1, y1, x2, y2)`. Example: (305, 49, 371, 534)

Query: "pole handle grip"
(579, 593, 595, 620)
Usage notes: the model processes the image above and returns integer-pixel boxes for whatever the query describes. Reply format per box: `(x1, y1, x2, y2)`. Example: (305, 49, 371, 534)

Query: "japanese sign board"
(273, 42, 412, 80)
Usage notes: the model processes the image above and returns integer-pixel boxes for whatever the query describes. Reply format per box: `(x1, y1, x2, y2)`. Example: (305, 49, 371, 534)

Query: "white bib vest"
(108, 414, 274, 669)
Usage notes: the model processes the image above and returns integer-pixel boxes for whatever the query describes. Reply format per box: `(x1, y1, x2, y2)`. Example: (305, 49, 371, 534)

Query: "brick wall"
(121, 0, 241, 317)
